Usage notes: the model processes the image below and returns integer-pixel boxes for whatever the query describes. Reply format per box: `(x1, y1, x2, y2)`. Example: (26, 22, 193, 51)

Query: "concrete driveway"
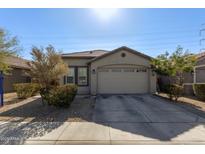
(93, 94, 205, 144)
(1, 94, 205, 144)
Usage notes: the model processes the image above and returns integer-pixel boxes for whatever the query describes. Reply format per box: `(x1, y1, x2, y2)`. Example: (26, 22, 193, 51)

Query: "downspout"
(0, 71, 4, 107)
(193, 66, 196, 84)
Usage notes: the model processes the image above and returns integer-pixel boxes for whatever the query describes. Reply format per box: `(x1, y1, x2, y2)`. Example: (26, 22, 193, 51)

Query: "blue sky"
(0, 8, 205, 59)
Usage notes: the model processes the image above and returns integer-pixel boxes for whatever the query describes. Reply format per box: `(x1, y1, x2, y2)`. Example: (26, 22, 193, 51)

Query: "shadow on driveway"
(93, 95, 205, 142)
(0, 94, 205, 144)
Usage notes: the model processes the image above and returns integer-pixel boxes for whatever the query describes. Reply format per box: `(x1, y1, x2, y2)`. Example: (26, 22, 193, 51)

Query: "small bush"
(14, 83, 41, 99)
(166, 84, 183, 101)
(162, 84, 170, 93)
(40, 84, 77, 107)
(193, 84, 205, 101)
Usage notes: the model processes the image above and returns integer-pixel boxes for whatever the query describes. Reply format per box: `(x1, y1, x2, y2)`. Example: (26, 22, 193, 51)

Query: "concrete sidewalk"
(22, 121, 205, 145)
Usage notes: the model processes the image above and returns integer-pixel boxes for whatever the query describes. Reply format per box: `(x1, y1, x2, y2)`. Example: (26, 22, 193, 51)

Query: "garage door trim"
(97, 65, 149, 94)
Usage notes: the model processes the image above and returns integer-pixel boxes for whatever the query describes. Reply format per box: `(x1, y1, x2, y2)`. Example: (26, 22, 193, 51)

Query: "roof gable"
(197, 51, 205, 61)
(88, 46, 152, 64)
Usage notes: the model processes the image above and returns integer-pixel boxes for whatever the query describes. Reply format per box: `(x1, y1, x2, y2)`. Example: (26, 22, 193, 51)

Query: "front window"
(78, 67, 88, 86)
(64, 66, 88, 86)
(67, 67, 75, 84)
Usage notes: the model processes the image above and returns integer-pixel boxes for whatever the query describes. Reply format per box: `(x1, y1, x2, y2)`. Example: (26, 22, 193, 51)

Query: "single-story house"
(3, 56, 31, 93)
(61, 46, 156, 95)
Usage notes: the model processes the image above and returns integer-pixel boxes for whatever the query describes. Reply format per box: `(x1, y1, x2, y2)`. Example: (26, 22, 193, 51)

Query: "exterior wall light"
(152, 70, 155, 76)
(121, 53, 126, 57)
(92, 69, 96, 74)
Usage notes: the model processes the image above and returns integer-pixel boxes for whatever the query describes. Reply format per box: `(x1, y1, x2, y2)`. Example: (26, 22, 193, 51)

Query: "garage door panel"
(97, 67, 148, 94)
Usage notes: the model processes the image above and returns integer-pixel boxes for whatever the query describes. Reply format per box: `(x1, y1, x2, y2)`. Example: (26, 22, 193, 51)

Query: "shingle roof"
(4, 56, 30, 69)
(61, 50, 108, 58)
(197, 51, 205, 60)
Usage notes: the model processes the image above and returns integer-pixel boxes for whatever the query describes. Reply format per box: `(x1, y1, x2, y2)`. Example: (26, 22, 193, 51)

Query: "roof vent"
(121, 53, 126, 57)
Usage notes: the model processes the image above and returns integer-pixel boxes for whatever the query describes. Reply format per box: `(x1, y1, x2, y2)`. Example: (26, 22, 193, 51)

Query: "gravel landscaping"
(0, 95, 95, 144)
(0, 95, 95, 122)
(155, 93, 205, 119)
(156, 93, 205, 111)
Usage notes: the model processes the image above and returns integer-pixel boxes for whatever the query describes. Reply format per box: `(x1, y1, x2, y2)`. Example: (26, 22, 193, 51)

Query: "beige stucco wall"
(90, 49, 156, 95)
(61, 58, 91, 94)
(149, 71, 157, 93)
(62, 58, 91, 66)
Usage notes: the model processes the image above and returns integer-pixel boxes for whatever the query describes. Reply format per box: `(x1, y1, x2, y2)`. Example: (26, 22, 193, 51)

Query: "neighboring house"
(61, 46, 156, 95)
(3, 56, 31, 93)
(159, 51, 205, 95)
(194, 52, 205, 83)
(183, 51, 205, 95)
(159, 52, 205, 95)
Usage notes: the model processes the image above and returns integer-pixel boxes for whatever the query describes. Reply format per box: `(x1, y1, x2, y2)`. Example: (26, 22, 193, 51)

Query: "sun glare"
(92, 8, 119, 22)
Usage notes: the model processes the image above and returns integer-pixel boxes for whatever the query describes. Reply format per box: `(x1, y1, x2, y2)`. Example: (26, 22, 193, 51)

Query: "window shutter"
(63, 76, 66, 84)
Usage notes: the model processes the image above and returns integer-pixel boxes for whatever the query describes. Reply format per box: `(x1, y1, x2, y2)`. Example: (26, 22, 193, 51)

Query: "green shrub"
(193, 84, 205, 101)
(14, 83, 41, 99)
(166, 84, 183, 101)
(162, 84, 170, 93)
(40, 84, 77, 107)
